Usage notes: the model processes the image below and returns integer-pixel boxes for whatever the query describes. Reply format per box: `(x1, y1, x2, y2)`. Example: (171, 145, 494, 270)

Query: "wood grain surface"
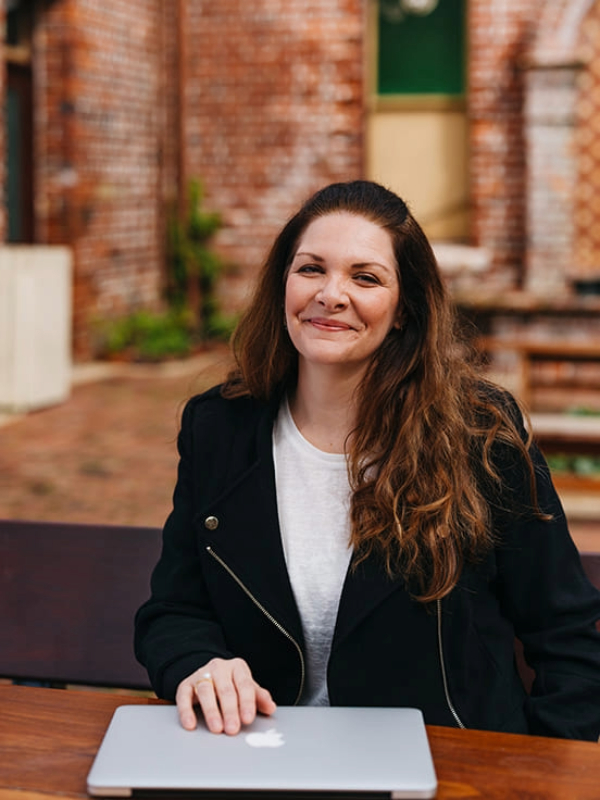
(1, 685, 598, 799)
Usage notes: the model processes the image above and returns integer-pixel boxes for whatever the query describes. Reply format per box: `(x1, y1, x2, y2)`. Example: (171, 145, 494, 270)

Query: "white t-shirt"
(272, 398, 353, 705)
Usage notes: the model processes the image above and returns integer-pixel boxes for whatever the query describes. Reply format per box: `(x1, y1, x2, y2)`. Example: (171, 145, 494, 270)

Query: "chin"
(300, 352, 368, 370)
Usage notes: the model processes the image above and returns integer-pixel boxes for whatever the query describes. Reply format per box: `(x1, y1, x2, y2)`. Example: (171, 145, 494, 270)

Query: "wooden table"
(1, 685, 599, 799)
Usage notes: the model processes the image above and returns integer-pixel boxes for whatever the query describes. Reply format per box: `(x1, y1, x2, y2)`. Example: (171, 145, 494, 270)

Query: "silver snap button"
(204, 515, 219, 531)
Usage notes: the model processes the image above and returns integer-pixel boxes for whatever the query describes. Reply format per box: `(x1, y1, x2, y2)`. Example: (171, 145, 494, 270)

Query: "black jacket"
(134, 386, 600, 740)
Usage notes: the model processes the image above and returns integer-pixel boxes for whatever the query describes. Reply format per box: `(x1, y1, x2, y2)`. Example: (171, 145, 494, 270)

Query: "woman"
(135, 180, 600, 741)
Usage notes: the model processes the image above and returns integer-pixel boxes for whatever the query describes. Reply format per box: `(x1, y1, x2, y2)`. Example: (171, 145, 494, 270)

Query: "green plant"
(95, 309, 197, 362)
(167, 179, 237, 340)
(567, 407, 600, 417)
(545, 409, 600, 477)
(94, 180, 237, 363)
(546, 453, 600, 477)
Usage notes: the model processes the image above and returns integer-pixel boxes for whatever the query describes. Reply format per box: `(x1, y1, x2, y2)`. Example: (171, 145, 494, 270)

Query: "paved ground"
(0, 346, 598, 551)
(0, 347, 232, 528)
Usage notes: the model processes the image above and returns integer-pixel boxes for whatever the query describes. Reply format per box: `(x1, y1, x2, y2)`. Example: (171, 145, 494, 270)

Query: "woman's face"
(284, 212, 401, 375)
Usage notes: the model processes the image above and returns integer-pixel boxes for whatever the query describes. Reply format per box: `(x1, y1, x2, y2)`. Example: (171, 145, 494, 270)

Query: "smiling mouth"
(308, 318, 353, 332)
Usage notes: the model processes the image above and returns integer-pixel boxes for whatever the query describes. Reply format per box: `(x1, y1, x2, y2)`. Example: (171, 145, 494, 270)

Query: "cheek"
(368, 295, 401, 330)
(283, 285, 294, 321)
(283, 282, 301, 331)
(284, 277, 308, 315)
(388, 288, 402, 329)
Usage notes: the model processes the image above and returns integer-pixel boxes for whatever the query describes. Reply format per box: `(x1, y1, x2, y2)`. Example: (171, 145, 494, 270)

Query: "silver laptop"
(87, 705, 437, 799)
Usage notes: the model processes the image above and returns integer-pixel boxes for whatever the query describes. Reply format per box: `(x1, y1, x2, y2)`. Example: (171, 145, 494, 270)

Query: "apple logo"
(245, 728, 285, 748)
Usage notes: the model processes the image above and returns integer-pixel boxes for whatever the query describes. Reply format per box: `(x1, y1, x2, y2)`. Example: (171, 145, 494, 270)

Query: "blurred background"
(1, 0, 600, 549)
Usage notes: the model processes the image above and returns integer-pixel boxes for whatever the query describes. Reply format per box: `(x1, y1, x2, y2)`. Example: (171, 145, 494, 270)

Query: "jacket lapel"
(194, 400, 304, 645)
(191, 392, 408, 654)
(333, 551, 405, 649)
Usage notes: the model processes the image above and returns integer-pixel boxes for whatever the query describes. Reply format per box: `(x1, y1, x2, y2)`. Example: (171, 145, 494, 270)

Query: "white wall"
(0, 246, 73, 412)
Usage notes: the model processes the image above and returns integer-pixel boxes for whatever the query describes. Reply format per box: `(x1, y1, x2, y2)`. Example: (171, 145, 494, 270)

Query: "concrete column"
(0, 246, 73, 412)
(524, 64, 581, 295)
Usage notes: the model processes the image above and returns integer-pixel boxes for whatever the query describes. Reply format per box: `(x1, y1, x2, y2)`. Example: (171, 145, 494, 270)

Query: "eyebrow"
(293, 252, 325, 262)
(293, 252, 395, 272)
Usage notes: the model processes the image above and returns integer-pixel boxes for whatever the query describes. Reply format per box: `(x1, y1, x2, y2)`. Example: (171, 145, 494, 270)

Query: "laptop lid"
(87, 705, 437, 799)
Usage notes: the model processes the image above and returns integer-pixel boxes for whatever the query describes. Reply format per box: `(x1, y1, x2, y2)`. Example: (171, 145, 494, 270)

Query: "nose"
(316, 274, 348, 309)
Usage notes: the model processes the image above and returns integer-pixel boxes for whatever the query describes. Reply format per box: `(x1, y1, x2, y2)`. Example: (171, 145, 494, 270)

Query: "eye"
(354, 273, 381, 285)
(296, 264, 323, 275)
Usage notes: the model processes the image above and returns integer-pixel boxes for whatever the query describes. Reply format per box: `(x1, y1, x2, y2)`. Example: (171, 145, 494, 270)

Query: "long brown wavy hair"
(223, 181, 544, 602)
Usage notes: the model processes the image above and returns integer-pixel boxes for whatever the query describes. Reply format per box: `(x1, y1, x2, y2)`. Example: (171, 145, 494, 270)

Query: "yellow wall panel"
(366, 110, 468, 241)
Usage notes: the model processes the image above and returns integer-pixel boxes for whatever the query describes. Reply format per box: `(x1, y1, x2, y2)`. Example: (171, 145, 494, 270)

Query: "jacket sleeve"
(493, 405, 600, 741)
(134, 394, 234, 700)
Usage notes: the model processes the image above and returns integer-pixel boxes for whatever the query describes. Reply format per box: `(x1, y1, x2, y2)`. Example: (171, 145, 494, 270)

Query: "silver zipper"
(206, 545, 305, 705)
(436, 598, 466, 729)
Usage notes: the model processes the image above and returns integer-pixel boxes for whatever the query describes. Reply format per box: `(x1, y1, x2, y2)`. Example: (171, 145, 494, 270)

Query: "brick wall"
(158, 0, 180, 209)
(182, 0, 365, 309)
(574, 4, 600, 282)
(29, 0, 364, 355)
(10, 0, 597, 358)
(467, 0, 544, 290)
(467, 0, 600, 296)
(35, 0, 167, 357)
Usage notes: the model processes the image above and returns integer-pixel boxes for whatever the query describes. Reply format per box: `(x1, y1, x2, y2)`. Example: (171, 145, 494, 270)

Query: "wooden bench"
(0, 519, 162, 689)
(1, 520, 597, 701)
(479, 337, 600, 412)
(530, 413, 600, 457)
(527, 414, 600, 510)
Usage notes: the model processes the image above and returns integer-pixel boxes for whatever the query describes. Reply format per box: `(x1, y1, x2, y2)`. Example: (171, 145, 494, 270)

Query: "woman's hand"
(176, 657, 277, 734)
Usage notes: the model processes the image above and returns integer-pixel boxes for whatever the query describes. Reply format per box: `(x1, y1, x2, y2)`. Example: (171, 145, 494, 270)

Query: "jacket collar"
(195, 393, 403, 649)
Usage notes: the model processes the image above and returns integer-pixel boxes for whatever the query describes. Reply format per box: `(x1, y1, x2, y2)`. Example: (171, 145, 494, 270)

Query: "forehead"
(294, 213, 396, 265)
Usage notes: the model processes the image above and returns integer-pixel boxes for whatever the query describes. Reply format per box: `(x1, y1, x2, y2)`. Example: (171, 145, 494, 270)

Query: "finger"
(232, 664, 259, 726)
(195, 673, 225, 734)
(212, 671, 244, 735)
(176, 682, 198, 731)
(256, 686, 277, 717)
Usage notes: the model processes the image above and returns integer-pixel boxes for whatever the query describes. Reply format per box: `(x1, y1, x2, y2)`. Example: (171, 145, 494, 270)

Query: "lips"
(307, 317, 354, 331)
